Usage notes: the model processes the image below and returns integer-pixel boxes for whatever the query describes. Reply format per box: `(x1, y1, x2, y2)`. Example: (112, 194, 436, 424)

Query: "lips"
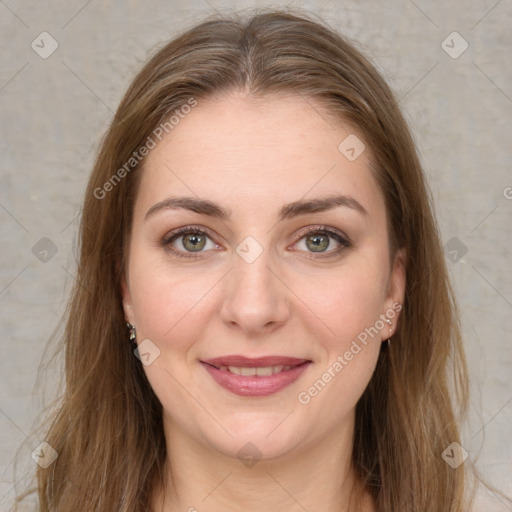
(200, 355, 312, 397)
(202, 355, 309, 368)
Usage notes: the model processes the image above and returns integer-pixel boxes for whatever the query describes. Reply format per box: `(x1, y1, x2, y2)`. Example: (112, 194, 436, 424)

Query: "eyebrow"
(144, 194, 368, 222)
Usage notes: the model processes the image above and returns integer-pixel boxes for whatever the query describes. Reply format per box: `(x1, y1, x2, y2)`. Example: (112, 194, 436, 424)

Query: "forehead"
(135, 92, 385, 223)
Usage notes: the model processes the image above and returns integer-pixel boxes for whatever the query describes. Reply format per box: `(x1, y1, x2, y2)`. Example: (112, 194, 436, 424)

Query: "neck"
(151, 413, 376, 512)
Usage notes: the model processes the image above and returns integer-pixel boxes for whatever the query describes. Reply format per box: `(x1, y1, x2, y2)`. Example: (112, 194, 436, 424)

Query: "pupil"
(308, 234, 328, 252)
(185, 234, 205, 251)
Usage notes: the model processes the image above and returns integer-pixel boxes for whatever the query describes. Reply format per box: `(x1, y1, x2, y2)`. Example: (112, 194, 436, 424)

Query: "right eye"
(162, 226, 220, 259)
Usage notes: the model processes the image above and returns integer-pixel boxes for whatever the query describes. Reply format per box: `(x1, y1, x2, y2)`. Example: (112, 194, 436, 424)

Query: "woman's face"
(121, 91, 405, 460)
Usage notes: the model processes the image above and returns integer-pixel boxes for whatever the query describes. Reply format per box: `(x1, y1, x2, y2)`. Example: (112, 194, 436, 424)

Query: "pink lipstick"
(200, 355, 311, 397)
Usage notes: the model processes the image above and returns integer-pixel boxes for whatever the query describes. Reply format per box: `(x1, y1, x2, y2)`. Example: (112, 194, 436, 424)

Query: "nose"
(219, 247, 291, 337)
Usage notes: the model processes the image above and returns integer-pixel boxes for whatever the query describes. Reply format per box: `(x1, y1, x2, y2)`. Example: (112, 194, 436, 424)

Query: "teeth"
(224, 364, 294, 376)
(256, 366, 275, 376)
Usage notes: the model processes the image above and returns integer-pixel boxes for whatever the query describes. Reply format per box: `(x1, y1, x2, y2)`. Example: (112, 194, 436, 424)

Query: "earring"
(384, 317, 393, 346)
(126, 322, 136, 343)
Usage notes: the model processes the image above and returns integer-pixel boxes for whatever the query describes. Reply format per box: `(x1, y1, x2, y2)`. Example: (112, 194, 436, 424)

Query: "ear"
(118, 258, 136, 326)
(381, 248, 406, 338)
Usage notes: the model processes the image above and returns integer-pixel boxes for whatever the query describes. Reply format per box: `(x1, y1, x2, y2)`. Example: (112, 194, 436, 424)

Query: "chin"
(204, 416, 303, 463)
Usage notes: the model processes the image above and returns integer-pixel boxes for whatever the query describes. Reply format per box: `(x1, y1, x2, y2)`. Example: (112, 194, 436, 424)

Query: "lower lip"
(200, 361, 311, 397)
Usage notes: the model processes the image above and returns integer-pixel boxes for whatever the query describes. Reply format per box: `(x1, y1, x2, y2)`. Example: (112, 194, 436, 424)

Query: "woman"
(14, 8, 509, 512)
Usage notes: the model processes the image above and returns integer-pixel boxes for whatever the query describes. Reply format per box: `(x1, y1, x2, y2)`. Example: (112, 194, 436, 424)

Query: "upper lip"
(201, 355, 310, 368)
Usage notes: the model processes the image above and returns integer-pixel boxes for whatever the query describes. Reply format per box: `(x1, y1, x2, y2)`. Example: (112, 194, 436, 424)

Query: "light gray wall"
(1, 0, 511, 508)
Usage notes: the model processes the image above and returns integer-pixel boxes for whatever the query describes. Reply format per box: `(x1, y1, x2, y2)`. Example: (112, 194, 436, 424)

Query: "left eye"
(293, 228, 350, 255)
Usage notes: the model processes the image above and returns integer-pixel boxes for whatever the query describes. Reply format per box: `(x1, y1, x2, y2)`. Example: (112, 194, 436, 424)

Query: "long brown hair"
(14, 8, 479, 511)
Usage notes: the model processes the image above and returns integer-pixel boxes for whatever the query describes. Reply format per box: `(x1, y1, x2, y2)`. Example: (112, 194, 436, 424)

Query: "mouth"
(200, 355, 312, 397)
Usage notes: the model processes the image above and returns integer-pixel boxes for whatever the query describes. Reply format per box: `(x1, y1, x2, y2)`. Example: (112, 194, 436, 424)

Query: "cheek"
(127, 250, 221, 355)
(127, 255, 216, 410)
(298, 261, 388, 346)
(292, 262, 386, 404)
(295, 281, 383, 422)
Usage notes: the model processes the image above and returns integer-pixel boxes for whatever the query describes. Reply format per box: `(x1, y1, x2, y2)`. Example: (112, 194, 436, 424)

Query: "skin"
(121, 91, 406, 512)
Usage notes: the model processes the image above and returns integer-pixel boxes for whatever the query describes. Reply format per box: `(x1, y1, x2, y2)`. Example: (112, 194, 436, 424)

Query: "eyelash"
(161, 225, 351, 260)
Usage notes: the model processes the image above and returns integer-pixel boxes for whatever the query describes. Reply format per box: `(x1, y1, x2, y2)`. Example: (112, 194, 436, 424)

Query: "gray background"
(1, 0, 511, 509)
